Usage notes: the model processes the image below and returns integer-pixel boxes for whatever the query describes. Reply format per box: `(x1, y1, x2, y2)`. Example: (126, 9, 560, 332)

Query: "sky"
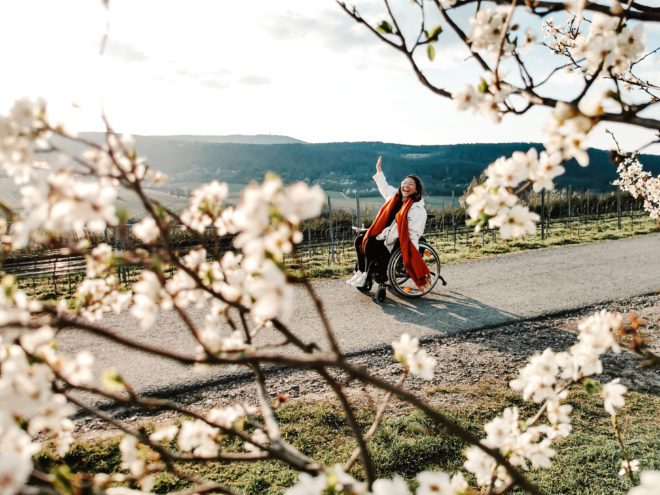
(1, 0, 659, 153)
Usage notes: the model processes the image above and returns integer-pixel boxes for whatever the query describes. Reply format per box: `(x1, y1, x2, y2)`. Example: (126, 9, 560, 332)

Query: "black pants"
(354, 233, 392, 283)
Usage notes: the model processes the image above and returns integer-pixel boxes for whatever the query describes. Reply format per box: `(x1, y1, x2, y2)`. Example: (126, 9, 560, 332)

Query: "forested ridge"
(76, 134, 660, 195)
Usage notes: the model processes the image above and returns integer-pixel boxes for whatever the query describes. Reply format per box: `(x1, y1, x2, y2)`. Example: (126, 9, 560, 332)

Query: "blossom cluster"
(0, 97, 50, 185)
(467, 6, 515, 59)
(570, 13, 646, 78)
(287, 464, 468, 495)
(464, 406, 556, 489)
(0, 98, 121, 249)
(453, 70, 513, 124)
(543, 102, 594, 167)
(392, 333, 436, 380)
(0, 317, 96, 492)
(465, 148, 553, 238)
(614, 155, 660, 219)
(543, 11, 647, 80)
(81, 133, 148, 183)
(459, 310, 628, 489)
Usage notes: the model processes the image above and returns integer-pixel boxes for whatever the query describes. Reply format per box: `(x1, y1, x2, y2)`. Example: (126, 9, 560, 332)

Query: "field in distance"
(0, 178, 458, 221)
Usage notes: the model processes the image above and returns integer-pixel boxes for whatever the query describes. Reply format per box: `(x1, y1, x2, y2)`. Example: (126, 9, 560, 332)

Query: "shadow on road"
(370, 287, 520, 335)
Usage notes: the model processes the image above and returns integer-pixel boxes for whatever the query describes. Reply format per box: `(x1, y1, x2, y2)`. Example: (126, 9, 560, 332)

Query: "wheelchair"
(356, 235, 447, 302)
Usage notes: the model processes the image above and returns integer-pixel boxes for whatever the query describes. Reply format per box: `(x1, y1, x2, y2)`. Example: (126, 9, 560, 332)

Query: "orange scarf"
(362, 194, 431, 290)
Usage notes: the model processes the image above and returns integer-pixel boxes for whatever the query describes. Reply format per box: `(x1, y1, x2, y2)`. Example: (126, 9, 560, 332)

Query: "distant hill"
(145, 134, 306, 145)
(53, 135, 660, 196)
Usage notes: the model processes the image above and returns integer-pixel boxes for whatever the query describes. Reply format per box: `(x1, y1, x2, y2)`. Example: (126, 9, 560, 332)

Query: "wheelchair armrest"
(352, 226, 368, 233)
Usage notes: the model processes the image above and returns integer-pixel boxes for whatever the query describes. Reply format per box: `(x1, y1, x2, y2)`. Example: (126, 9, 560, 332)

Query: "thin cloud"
(175, 68, 232, 90)
(105, 39, 149, 63)
(239, 75, 272, 86)
(259, 7, 376, 53)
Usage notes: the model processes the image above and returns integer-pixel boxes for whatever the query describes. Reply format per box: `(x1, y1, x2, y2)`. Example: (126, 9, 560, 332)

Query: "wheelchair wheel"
(387, 240, 441, 298)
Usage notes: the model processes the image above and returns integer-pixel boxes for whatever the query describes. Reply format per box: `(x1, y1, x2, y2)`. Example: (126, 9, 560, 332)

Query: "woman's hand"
(376, 156, 382, 173)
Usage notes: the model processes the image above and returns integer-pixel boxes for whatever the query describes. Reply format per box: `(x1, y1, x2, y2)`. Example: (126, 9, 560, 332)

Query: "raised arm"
(372, 156, 397, 200)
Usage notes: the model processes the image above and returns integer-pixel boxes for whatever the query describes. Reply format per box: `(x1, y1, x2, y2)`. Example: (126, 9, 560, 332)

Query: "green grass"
(37, 379, 660, 494)
(13, 214, 657, 299)
(288, 215, 659, 281)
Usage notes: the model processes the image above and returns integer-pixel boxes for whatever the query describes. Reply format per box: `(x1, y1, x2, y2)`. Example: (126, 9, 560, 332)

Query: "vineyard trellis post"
(617, 188, 622, 229)
(541, 190, 546, 241)
(327, 196, 335, 263)
(568, 185, 572, 230)
(307, 217, 311, 258)
(451, 190, 456, 251)
(547, 190, 552, 236)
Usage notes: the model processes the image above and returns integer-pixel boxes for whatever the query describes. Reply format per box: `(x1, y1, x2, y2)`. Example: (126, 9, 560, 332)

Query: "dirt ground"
(71, 291, 660, 440)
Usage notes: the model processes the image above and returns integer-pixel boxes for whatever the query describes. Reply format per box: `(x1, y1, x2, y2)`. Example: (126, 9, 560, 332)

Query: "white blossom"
(285, 472, 327, 495)
(464, 446, 496, 486)
(206, 403, 257, 430)
(416, 471, 468, 495)
(149, 425, 179, 443)
(371, 475, 410, 495)
(614, 155, 660, 219)
(119, 436, 146, 477)
(326, 464, 368, 494)
(180, 180, 229, 233)
(130, 270, 171, 329)
(468, 6, 515, 58)
(132, 216, 159, 243)
(407, 349, 437, 380)
(602, 378, 627, 416)
(392, 333, 419, 362)
(619, 459, 640, 477)
(490, 204, 540, 239)
(86, 243, 113, 278)
(178, 419, 220, 457)
(244, 428, 269, 453)
(510, 349, 559, 403)
(629, 471, 660, 495)
(75, 276, 131, 322)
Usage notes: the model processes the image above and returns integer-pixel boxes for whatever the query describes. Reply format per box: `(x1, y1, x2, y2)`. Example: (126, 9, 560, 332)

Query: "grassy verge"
(37, 378, 660, 494)
(13, 215, 658, 299)
(291, 215, 659, 281)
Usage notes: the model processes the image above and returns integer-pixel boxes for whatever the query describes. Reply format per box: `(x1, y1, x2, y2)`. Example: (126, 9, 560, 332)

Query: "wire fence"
(301, 187, 650, 260)
(1, 187, 652, 298)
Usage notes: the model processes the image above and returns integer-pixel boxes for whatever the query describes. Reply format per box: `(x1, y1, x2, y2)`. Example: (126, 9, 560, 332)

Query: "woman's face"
(400, 177, 417, 199)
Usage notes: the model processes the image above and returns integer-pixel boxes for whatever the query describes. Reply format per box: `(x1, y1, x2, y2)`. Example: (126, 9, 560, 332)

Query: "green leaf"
(427, 44, 435, 61)
(582, 377, 600, 395)
(152, 203, 166, 221)
(427, 24, 443, 42)
(478, 77, 489, 93)
(53, 465, 75, 495)
(377, 21, 393, 34)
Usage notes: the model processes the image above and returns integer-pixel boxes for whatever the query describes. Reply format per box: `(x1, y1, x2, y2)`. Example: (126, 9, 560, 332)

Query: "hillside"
(55, 135, 660, 195)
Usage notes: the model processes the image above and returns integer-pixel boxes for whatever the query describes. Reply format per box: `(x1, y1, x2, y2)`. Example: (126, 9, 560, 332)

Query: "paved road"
(57, 233, 660, 397)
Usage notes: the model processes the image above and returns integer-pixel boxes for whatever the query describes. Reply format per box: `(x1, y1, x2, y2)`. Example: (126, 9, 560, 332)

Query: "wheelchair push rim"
(387, 240, 441, 298)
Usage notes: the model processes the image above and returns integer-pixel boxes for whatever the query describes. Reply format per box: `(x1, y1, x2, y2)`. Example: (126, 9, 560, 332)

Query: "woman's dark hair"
(400, 174, 424, 202)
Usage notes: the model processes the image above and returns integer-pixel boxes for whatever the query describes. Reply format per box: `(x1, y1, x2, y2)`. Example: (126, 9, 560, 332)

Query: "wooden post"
(617, 188, 622, 229)
(328, 196, 335, 263)
(568, 185, 572, 230)
(356, 191, 361, 228)
(586, 189, 590, 224)
(307, 217, 312, 258)
(541, 190, 545, 240)
(451, 191, 456, 251)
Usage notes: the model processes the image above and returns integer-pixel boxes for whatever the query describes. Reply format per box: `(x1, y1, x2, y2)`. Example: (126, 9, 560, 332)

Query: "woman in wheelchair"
(347, 156, 433, 297)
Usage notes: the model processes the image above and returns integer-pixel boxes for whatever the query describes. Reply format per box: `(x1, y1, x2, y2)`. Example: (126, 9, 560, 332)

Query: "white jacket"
(372, 171, 427, 252)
